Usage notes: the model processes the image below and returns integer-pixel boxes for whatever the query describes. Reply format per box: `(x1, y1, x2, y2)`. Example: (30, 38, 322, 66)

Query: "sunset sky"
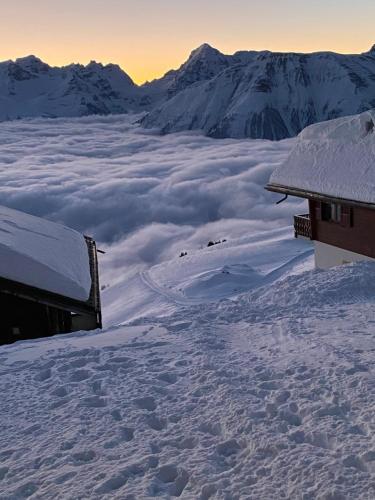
(1, 0, 374, 84)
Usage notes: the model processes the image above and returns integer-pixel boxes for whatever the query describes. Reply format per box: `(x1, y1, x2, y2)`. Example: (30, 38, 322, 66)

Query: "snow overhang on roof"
(0, 206, 92, 302)
(267, 109, 375, 206)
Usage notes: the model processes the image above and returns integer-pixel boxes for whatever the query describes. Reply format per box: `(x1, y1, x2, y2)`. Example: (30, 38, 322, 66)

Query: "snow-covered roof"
(0, 205, 92, 301)
(269, 110, 375, 204)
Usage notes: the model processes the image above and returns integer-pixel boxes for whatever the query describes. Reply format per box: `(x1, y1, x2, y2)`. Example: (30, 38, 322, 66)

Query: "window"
(321, 202, 342, 223)
(331, 203, 342, 223)
(318, 202, 352, 227)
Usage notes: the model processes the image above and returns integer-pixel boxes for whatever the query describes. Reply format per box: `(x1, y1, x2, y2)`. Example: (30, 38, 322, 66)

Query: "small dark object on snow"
(365, 119, 374, 134)
(207, 239, 227, 247)
(179, 251, 188, 257)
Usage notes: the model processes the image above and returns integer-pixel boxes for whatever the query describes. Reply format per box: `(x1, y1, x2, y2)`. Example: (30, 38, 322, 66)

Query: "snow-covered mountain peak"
(184, 43, 230, 69)
(0, 56, 147, 120)
(15, 55, 45, 65)
(188, 43, 223, 60)
(156, 43, 231, 96)
(2, 45, 375, 138)
(13, 55, 50, 74)
(86, 60, 104, 69)
(142, 45, 375, 139)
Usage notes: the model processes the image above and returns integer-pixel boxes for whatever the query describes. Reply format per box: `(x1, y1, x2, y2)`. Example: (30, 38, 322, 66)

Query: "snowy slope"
(142, 45, 375, 139)
(0, 205, 91, 301)
(1, 257, 375, 498)
(0, 56, 150, 120)
(103, 227, 313, 326)
(270, 109, 375, 203)
(1, 116, 375, 498)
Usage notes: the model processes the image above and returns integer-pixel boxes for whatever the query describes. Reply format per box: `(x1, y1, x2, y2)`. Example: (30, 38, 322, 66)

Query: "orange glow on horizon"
(2, 39, 375, 86)
(1, 1, 374, 85)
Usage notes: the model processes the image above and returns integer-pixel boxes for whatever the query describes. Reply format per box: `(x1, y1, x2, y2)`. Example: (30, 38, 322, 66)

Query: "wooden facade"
(266, 182, 375, 265)
(309, 200, 375, 259)
(0, 236, 102, 345)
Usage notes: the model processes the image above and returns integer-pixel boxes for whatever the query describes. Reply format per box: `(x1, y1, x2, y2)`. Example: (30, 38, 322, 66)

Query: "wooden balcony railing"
(294, 214, 312, 239)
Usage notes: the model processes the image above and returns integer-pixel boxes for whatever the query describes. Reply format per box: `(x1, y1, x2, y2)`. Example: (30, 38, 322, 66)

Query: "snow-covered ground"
(0, 115, 374, 499)
(2, 260, 375, 499)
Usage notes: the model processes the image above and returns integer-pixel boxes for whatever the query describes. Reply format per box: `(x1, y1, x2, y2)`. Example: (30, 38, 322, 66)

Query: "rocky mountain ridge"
(1, 45, 375, 139)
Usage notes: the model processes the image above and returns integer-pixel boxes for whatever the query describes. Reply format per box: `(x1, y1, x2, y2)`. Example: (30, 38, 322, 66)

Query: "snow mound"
(140, 228, 313, 309)
(0, 205, 91, 301)
(246, 261, 375, 317)
(182, 264, 263, 299)
(270, 109, 375, 203)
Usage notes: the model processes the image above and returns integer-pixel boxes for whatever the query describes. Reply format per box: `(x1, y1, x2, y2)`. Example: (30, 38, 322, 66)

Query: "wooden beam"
(265, 183, 375, 211)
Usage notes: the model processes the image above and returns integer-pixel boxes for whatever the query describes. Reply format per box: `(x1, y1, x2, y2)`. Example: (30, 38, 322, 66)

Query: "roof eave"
(265, 183, 375, 210)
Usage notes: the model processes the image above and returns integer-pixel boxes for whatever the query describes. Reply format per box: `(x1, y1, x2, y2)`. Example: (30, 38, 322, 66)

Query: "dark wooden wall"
(310, 200, 375, 258)
(0, 292, 72, 345)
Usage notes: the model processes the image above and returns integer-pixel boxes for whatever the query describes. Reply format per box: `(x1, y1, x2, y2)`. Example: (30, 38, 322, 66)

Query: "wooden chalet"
(266, 111, 375, 269)
(0, 206, 102, 345)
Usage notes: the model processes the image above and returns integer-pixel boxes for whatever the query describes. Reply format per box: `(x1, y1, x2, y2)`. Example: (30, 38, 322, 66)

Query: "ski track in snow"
(1, 264, 375, 499)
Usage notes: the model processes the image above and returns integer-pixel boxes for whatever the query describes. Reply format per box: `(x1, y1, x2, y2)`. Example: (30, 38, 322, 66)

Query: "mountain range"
(1, 44, 375, 139)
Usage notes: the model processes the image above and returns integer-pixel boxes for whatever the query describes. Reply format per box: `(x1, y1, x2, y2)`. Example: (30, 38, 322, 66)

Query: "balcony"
(294, 214, 312, 239)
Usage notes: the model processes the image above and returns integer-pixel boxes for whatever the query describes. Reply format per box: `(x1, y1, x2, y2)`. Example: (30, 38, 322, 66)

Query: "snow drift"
(1, 259, 375, 498)
(0, 205, 91, 301)
(270, 109, 375, 203)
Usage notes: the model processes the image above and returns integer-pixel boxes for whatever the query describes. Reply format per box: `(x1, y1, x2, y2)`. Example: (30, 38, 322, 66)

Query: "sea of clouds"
(0, 114, 305, 319)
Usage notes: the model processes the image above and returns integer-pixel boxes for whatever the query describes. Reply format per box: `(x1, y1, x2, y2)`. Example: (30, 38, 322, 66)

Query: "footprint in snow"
(68, 357, 89, 368)
(133, 396, 157, 411)
(69, 369, 91, 382)
(11, 481, 39, 498)
(111, 409, 122, 421)
(0, 467, 9, 481)
(157, 372, 178, 384)
(34, 368, 52, 382)
(216, 439, 241, 457)
(156, 464, 190, 497)
(119, 426, 134, 442)
(103, 427, 134, 449)
(177, 436, 197, 450)
(146, 414, 167, 431)
(198, 421, 222, 436)
(51, 386, 69, 397)
(80, 395, 107, 408)
(71, 450, 96, 465)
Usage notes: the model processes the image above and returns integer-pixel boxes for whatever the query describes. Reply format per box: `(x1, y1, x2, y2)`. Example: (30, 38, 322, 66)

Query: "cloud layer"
(0, 114, 305, 318)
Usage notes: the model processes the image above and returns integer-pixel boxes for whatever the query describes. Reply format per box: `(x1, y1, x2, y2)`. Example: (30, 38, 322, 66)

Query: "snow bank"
(0, 205, 91, 301)
(143, 227, 313, 305)
(247, 260, 375, 318)
(1, 260, 375, 498)
(270, 109, 375, 203)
